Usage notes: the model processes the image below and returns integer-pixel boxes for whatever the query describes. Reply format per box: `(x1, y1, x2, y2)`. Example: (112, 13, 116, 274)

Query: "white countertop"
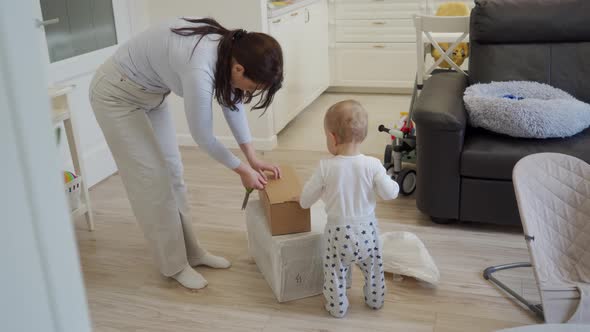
(267, 0, 320, 18)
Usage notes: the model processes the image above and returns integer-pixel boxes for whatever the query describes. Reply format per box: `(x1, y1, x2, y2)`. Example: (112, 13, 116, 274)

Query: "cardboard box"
(258, 165, 310, 236)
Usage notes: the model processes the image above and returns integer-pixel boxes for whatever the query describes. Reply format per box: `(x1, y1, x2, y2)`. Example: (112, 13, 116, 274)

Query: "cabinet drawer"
(334, 19, 414, 43)
(334, 0, 423, 20)
(330, 42, 416, 88)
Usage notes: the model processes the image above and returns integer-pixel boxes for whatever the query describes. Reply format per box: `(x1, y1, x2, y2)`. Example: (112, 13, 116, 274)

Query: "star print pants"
(323, 220, 385, 318)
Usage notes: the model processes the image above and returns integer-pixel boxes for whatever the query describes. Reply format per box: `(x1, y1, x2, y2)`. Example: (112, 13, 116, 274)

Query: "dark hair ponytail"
(171, 18, 283, 111)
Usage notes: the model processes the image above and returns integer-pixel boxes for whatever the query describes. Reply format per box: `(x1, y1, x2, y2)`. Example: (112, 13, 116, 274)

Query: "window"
(40, 0, 118, 63)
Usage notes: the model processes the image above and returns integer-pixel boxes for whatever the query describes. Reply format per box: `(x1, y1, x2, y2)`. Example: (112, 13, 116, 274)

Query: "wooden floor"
(77, 146, 541, 332)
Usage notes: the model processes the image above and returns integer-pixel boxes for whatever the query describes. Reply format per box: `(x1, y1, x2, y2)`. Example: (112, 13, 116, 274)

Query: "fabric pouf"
(463, 81, 590, 138)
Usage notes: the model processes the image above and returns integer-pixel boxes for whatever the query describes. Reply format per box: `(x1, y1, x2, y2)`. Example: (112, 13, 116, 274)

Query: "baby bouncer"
(378, 3, 470, 195)
(484, 153, 590, 324)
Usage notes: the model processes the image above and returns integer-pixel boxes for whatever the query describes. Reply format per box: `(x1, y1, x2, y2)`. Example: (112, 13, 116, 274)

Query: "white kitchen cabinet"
(329, 0, 427, 90)
(334, 0, 424, 20)
(269, 10, 305, 133)
(329, 0, 472, 90)
(270, 0, 329, 133)
(330, 42, 416, 88)
(334, 19, 415, 43)
(302, 1, 330, 107)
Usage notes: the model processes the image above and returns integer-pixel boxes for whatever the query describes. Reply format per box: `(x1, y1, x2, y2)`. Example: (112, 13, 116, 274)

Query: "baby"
(300, 100, 399, 318)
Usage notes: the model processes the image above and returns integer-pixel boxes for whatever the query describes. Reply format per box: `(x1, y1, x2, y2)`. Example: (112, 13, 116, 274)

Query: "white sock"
(189, 252, 231, 269)
(172, 265, 208, 290)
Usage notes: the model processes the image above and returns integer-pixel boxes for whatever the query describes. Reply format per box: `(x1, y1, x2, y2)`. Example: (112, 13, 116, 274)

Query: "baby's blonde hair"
(324, 100, 368, 144)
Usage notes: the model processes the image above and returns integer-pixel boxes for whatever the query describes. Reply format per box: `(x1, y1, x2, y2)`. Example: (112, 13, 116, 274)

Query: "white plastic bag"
(379, 231, 440, 285)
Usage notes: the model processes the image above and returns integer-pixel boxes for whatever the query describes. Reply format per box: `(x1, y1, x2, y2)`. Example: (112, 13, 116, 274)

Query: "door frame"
(0, 1, 92, 331)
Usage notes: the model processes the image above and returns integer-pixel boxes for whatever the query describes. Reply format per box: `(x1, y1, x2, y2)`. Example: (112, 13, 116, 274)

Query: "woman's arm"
(238, 142, 281, 180)
(223, 105, 281, 180)
(180, 69, 269, 189)
(222, 102, 252, 150)
(181, 69, 242, 169)
(222, 107, 258, 167)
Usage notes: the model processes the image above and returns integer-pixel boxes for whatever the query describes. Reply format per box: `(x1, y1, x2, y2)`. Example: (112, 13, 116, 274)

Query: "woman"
(90, 18, 283, 289)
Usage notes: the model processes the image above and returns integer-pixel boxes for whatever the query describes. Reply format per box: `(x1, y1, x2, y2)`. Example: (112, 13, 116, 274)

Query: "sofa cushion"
(469, 42, 590, 104)
(464, 81, 590, 138)
(460, 127, 590, 180)
(470, 0, 590, 44)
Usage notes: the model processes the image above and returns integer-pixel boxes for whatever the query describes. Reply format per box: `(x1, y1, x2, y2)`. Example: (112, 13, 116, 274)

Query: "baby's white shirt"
(300, 154, 399, 222)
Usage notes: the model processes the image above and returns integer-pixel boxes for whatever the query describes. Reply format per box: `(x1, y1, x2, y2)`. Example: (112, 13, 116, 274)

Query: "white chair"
(484, 153, 590, 323)
(413, 15, 470, 88)
(403, 14, 469, 128)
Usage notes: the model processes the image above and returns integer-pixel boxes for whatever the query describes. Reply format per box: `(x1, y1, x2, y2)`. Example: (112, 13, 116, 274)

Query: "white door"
(33, 0, 133, 187)
(35, 0, 133, 83)
(0, 1, 91, 331)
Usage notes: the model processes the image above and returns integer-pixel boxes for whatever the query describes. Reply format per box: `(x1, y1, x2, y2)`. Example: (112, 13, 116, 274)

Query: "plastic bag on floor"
(379, 231, 440, 285)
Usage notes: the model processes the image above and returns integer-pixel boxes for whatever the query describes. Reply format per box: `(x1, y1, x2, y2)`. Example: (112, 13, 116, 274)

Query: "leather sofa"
(413, 0, 590, 225)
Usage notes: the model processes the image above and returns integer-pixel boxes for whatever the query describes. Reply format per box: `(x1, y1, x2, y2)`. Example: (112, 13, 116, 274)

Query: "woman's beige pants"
(90, 58, 206, 277)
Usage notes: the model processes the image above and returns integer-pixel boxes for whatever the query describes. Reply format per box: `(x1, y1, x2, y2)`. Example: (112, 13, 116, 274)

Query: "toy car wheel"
(383, 144, 393, 167)
(396, 169, 417, 196)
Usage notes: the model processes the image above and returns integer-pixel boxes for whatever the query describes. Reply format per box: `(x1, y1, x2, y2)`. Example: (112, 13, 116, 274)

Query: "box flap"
(264, 165, 302, 205)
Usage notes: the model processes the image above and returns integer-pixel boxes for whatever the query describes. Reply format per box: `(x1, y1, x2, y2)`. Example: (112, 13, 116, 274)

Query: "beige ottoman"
(246, 200, 341, 302)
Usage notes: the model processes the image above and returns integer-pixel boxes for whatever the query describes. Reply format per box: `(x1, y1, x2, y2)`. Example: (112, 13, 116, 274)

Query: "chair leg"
(483, 262, 544, 320)
(84, 210, 95, 231)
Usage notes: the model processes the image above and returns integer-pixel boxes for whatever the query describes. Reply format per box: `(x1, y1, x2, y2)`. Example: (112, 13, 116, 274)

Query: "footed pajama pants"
(90, 58, 206, 277)
(323, 220, 386, 318)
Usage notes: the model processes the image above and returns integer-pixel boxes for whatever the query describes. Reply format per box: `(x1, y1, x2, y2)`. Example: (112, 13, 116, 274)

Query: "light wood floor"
(77, 148, 541, 332)
(278, 93, 410, 156)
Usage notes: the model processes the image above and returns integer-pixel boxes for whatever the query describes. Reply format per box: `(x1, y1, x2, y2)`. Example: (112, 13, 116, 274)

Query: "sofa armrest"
(413, 72, 468, 221)
(413, 72, 468, 131)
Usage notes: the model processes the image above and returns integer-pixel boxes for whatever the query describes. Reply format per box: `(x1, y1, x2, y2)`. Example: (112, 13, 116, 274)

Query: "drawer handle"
(290, 12, 299, 17)
(272, 18, 281, 24)
(373, 0, 385, 2)
(373, 45, 386, 49)
(372, 21, 386, 25)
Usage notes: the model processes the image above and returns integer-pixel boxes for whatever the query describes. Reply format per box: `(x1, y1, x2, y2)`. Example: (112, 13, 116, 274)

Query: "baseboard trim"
(177, 134, 278, 151)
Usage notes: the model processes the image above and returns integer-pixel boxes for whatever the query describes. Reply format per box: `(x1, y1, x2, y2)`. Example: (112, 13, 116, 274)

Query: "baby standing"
(300, 100, 399, 318)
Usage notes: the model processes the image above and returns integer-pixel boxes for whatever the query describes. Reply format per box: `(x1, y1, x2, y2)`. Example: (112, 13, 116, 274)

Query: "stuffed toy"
(430, 2, 470, 69)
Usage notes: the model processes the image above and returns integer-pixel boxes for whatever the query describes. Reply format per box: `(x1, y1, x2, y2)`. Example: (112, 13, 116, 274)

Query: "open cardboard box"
(258, 165, 310, 236)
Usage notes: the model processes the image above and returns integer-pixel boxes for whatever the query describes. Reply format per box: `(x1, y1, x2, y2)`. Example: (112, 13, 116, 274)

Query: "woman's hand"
(239, 142, 281, 180)
(235, 163, 267, 190)
(249, 158, 281, 180)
